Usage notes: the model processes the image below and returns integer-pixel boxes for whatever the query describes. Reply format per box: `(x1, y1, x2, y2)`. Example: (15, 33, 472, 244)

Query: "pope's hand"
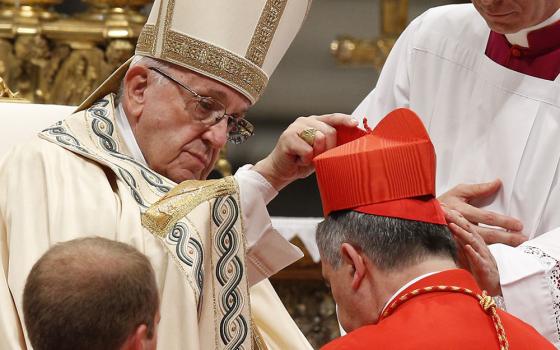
(252, 114, 357, 191)
(438, 179, 527, 246)
(444, 208, 502, 297)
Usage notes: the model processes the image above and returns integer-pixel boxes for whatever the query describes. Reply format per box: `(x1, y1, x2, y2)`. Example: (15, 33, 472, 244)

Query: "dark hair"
(316, 210, 456, 270)
(23, 237, 159, 350)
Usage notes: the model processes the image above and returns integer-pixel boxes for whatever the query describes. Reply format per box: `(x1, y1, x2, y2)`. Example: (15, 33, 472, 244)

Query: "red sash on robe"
(322, 269, 555, 349)
(485, 21, 560, 81)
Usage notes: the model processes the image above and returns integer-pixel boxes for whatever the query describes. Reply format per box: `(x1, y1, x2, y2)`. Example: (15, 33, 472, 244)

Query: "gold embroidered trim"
(382, 285, 509, 350)
(162, 0, 173, 51)
(136, 0, 165, 57)
(246, 0, 288, 67)
(162, 30, 268, 102)
(207, 204, 220, 350)
(137, 24, 156, 55)
(141, 177, 238, 237)
(136, 0, 268, 102)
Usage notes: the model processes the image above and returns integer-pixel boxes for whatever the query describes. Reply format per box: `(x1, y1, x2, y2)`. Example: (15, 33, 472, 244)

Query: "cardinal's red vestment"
(322, 269, 554, 349)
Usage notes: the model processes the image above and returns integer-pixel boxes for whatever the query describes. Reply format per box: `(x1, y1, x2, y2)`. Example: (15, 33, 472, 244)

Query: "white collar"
(115, 103, 148, 166)
(505, 8, 560, 47)
(380, 271, 440, 317)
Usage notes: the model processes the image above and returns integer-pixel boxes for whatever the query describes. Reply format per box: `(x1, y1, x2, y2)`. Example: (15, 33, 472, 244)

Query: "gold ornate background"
(0, 0, 147, 105)
(0, 0, 411, 105)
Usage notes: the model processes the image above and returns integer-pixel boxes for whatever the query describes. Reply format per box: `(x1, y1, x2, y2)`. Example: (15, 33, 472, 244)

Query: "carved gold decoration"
(0, 75, 26, 101)
(215, 147, 232, 177)
(0, 0, 62, 21)
(330, 0, 408, 70)
(0, 78, 21, 99)
(79, 0, 149, 24)
(0, 0, 149, 105)
(1, 0, 61, 5)
(272, 280, 340, 348)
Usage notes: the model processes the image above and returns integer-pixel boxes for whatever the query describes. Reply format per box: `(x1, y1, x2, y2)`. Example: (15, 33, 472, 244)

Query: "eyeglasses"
(148, 67, 254, 144)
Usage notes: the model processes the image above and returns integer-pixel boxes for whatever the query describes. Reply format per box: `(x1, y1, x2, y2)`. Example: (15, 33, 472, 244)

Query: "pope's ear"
(122, 65, 149, 118)
(340, 243, 366, 290)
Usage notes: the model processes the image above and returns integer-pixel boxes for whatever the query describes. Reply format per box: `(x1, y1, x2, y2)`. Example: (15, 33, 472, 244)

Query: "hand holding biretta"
(314, 108, 446, 225)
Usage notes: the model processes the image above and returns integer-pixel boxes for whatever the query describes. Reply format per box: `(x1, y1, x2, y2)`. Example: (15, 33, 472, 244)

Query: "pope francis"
(0, 0, 357, 349)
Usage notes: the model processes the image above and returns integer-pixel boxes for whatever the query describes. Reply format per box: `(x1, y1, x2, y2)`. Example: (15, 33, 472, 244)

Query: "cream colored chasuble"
(0, 95, 311, 350)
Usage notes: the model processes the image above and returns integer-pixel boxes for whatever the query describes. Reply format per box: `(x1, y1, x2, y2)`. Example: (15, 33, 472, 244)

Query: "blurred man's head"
(23, 237, 160, 350)
(316, 211, 456, 332)
(471, 0, 560, 34)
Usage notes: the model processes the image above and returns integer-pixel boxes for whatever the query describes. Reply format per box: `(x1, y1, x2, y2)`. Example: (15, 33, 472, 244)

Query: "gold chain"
(381, 285, 509, 350)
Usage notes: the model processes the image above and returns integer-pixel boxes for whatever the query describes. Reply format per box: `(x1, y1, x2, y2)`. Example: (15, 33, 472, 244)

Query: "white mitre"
(78, 0, 312, 110)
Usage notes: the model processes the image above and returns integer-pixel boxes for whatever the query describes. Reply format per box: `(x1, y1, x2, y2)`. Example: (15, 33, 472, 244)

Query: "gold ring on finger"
(298, 127, 318, 146)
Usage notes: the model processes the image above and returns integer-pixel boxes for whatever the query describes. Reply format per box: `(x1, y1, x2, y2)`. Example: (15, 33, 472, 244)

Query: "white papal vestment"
(353, 4, 560, 346)
(0, 95, 312, 350)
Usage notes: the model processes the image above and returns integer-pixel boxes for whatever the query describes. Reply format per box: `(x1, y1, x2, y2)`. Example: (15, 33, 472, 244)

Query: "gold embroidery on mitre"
(137, 0, 269, 102)
(154, 0, 167, 55)
(246, 0, 288, 67)
(141, 177, 238, 237)
(162, 0, 174, 47)
(137, 24, 156, 55)
(162, 30, 268, 103)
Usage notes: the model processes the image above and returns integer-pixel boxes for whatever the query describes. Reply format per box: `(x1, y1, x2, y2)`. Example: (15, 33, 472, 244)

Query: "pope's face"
(133, 66, 250, 183)
(472, 0, 560, 34)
